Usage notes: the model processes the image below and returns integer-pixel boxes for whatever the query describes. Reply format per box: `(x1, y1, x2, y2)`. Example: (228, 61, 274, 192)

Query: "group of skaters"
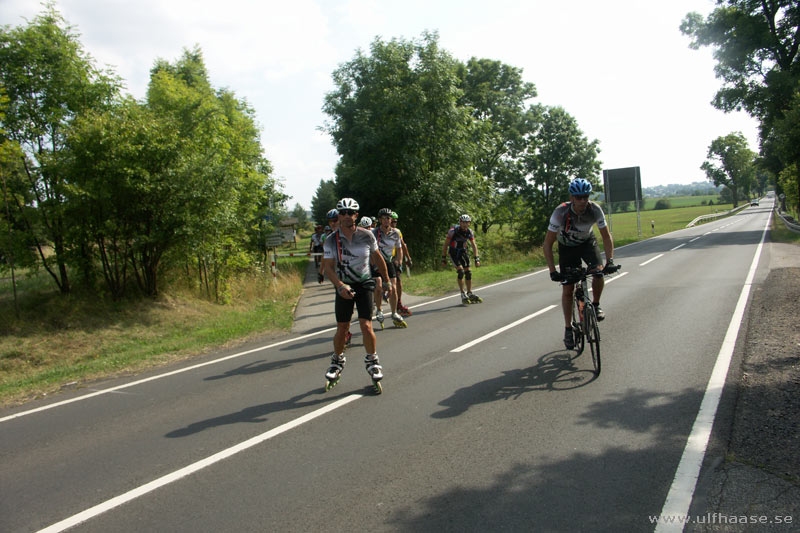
(312, 177, 615, 393)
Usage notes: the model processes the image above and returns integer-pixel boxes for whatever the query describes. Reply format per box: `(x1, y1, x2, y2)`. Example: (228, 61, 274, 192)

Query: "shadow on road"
(431, 350, 598, 419)
(392, 386, 704, 531)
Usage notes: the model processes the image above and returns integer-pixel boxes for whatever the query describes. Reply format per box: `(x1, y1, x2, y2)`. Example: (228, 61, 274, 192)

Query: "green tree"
(681, 1, 800, 208)
(681, 1, 800, 133)
(457, 58, 539, 232)
(771, 90, 800, 212)
(701, 132, 756, 208)
(518, 106, 602, 243)
(0, 4, 121, 293)
(323, 32, 485, 266)
(291, 203, 309, 227)
(310, 179, 338, 224)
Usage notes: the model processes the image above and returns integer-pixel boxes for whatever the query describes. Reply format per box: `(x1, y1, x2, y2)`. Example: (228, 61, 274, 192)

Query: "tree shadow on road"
(391, 386, 704, 531)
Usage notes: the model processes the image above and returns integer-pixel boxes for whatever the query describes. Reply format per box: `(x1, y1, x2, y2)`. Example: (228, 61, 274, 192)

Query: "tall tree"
(681, 1, 800, 131)
(323, 32, 485, 265)
(457, 58, 539, 232)
(701, 132, 756, 208)
(0, 4, 120, 293)
(310, 179, 338, 224)
(518, 106, 602, 243)
(681, 1, 800, 208)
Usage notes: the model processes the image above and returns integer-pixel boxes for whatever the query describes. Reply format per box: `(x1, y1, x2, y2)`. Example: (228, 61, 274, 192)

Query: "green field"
(602, 202, 736, 246)
(638, 195, 721, 210)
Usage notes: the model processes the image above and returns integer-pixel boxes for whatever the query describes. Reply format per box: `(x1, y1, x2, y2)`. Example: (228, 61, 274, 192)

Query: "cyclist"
(321, 198, 392, 387)
(373, 208, 407, 327)
(442, 214, 482, 304)
(543, 178, 614, 350)
(390, 211, 413, 316)
(310, 225, 324, 268)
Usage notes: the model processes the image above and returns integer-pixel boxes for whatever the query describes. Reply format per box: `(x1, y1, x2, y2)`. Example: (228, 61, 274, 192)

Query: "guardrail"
(686, 203, 749, 227)
(775, 207, 800, 234)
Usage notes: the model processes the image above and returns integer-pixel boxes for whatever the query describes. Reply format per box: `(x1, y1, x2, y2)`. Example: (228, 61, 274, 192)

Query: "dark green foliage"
(654, 199, 671, 210)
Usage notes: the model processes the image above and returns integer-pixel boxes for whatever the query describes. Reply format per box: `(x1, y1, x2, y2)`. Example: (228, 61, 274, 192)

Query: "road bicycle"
(561, 264, 621, 375)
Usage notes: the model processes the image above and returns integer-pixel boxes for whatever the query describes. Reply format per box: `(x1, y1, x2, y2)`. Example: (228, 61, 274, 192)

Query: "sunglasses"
(339, 209, 358, 216)
(572, 195, 590, 200)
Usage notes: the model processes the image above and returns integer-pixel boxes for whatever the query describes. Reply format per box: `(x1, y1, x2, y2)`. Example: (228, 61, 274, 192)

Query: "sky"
(1, 0, 761, 210)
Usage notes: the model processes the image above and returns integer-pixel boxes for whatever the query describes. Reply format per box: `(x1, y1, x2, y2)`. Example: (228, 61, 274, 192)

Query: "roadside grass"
(0, 259, 306, 406)
(402, 249, 548, 297)
(771, 214, 800, 244)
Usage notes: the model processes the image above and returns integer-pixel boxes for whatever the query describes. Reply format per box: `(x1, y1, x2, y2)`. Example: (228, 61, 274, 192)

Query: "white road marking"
(689, 237, 701, 243)
(639, 254, 664, 266)
(655, 213, 771, 532)
(670, 243, 686, 251)
(36, 393, 363, 533)
(451, 305, 557, 352)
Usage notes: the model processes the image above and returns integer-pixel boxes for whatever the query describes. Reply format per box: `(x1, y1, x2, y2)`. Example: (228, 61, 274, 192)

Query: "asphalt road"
(0, 203, 774, 532)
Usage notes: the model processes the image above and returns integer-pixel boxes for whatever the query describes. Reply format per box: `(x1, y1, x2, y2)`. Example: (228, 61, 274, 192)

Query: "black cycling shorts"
(558, 236, 603, 275)
(335, 279, 376, 323)
(449, 247, 470, 269)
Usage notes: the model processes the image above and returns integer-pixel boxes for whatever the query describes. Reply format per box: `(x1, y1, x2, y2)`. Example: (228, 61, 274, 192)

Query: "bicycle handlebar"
(559, 264, 622, 284)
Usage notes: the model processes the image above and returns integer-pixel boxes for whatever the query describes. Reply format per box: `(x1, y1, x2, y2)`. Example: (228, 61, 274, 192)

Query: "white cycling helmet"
(359, 216, 372, 228)
(336, 198, 359, 211)
(459, 214, 471, 222)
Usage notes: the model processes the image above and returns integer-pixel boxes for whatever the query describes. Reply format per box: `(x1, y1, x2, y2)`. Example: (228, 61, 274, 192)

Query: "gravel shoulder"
(688, 240, 800, 532)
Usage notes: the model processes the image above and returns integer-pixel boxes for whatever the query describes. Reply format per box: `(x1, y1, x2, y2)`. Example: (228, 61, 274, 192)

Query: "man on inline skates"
(372, 208, 407, 328)
(390, 211, 412, 316)
(321, 198, 392, 393)
(543, 178, 615, 350)
(442, 214, 482, 304)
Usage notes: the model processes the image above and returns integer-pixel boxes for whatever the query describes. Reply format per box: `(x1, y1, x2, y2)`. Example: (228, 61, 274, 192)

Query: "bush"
(654, 199, 671, 210)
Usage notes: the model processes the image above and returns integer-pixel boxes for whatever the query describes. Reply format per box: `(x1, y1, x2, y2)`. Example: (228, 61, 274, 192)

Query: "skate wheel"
(373, 381, 383, 394)
(325, 378, 339, 392)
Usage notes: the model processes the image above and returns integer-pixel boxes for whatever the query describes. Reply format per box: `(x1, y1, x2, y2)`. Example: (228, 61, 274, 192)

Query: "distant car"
(751, 200, 759, 206)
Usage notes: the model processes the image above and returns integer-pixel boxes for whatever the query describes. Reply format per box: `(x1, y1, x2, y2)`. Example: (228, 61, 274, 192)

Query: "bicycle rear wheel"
(584, 304, 601, 375)
(572, 297, 585, 354)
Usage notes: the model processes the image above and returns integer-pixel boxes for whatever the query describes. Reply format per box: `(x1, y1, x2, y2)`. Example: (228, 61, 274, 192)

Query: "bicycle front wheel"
(572, 297, 585, 355)
(585, 304, 601, 375)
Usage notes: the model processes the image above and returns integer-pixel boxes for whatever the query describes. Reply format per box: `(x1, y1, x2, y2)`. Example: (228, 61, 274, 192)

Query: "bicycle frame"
(561, 265, 619, 375)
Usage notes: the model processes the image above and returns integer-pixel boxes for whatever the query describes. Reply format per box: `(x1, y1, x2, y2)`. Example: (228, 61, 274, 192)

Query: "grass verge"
(0, 261, 306, 406)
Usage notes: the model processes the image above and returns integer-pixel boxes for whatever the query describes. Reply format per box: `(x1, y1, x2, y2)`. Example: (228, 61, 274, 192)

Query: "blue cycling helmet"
(326, 209, 339, 220)
(569, 178, 592, 196)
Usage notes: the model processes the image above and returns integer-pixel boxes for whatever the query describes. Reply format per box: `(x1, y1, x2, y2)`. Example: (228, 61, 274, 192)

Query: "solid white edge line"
(451, 305, 557, 353)
(654, 213, 770, 533)
(639, 254, 664, 266)
(37, 393, 363, 533)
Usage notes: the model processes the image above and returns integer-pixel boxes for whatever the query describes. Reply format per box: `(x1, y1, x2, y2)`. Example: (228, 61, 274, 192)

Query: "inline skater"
(442, 214, 482, 304)
(543, 178, 615, 350)
(390, 212, 412, 316)
(310, 225, 324, 268)
(373, 208, 407, 328)
(321, 198, 392, 393)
